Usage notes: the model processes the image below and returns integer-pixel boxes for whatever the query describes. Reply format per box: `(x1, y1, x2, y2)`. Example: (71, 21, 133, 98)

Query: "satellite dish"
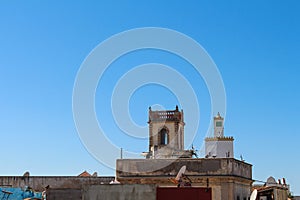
(109, 178, 120, 184)
(250, 189, 257, 200)
(175, 166, 186, 181)
(141, 152, 148, 157)
(23, 171, 30, 177)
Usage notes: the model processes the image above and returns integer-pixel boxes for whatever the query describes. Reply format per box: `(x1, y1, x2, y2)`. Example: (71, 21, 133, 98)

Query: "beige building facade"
(116, 107, 253, 200)
(117, 158, 253, 200)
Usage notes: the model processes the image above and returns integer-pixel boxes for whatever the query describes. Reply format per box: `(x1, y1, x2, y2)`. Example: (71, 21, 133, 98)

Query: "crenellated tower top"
(148, 105, 184, 123)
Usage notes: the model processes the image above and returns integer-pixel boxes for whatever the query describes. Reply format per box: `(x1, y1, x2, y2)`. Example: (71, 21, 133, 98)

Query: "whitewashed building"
(205, 112, 234, 158)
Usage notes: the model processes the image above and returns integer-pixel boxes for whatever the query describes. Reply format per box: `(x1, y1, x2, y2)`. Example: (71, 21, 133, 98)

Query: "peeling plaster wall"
(117, 158, 252, 179)
(0, 176, 114, 191)
(117, 158, 252, 200)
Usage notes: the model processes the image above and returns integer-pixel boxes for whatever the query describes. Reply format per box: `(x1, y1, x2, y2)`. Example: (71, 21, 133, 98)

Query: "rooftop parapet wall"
(117, 158, 252, 180)
(0, 176, 114, 191)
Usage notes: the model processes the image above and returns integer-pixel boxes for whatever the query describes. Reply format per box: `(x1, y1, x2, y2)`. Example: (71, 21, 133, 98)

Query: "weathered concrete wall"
(47, 188, 81, 200)
(117, 158, 252, 179)
(275, 187, 288, 200)
(234, 181, 252, 200)
(0, 176, 114, 191)
(116, 158, 252, 200)
(82, 184, 156, 200)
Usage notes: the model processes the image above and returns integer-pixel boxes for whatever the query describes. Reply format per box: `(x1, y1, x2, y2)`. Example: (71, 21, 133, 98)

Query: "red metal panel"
(157, 187, 212, 200)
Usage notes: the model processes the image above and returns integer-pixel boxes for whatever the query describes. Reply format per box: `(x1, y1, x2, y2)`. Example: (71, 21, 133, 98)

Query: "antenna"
(191, 144, 199, 158)
(250, 189, 257, 200)
(240, 154, 245, 162)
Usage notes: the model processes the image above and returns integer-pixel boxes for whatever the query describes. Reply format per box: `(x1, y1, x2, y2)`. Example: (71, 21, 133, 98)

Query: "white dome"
(266, 176, 277, 186)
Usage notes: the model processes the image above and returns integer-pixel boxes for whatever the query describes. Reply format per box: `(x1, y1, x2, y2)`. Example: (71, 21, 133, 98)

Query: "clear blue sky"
(1, 0, 300, 195)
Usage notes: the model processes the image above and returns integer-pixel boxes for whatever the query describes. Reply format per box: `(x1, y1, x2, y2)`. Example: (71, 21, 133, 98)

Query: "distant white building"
(205, 112, 234, 158)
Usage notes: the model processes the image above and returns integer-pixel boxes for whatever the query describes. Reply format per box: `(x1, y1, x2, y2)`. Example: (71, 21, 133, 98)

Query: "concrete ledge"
(117, 158, 252, 180)
(0, 176, 115, 191)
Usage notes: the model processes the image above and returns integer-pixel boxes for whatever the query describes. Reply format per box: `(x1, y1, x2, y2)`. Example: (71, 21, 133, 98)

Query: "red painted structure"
(157, 187, 212, 200)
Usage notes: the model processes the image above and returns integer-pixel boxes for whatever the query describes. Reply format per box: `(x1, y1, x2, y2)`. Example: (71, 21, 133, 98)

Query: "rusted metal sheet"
(157, 187, 212, 200)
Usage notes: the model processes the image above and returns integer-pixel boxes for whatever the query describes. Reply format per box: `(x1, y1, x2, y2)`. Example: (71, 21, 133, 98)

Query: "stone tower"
(205, 112, 234, 158)
(146, 105, 189, 158)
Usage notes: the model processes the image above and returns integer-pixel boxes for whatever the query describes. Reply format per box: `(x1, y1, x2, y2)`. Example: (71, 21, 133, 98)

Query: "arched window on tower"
(160, 128, 168, 145)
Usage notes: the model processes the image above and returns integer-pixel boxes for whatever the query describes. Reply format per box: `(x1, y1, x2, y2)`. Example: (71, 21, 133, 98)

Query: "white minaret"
(214, 112, 224, 137)
(205, 113, 234, 158)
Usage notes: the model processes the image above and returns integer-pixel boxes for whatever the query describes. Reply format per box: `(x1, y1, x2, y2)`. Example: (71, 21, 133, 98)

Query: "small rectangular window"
(216, 121, 222, 127)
